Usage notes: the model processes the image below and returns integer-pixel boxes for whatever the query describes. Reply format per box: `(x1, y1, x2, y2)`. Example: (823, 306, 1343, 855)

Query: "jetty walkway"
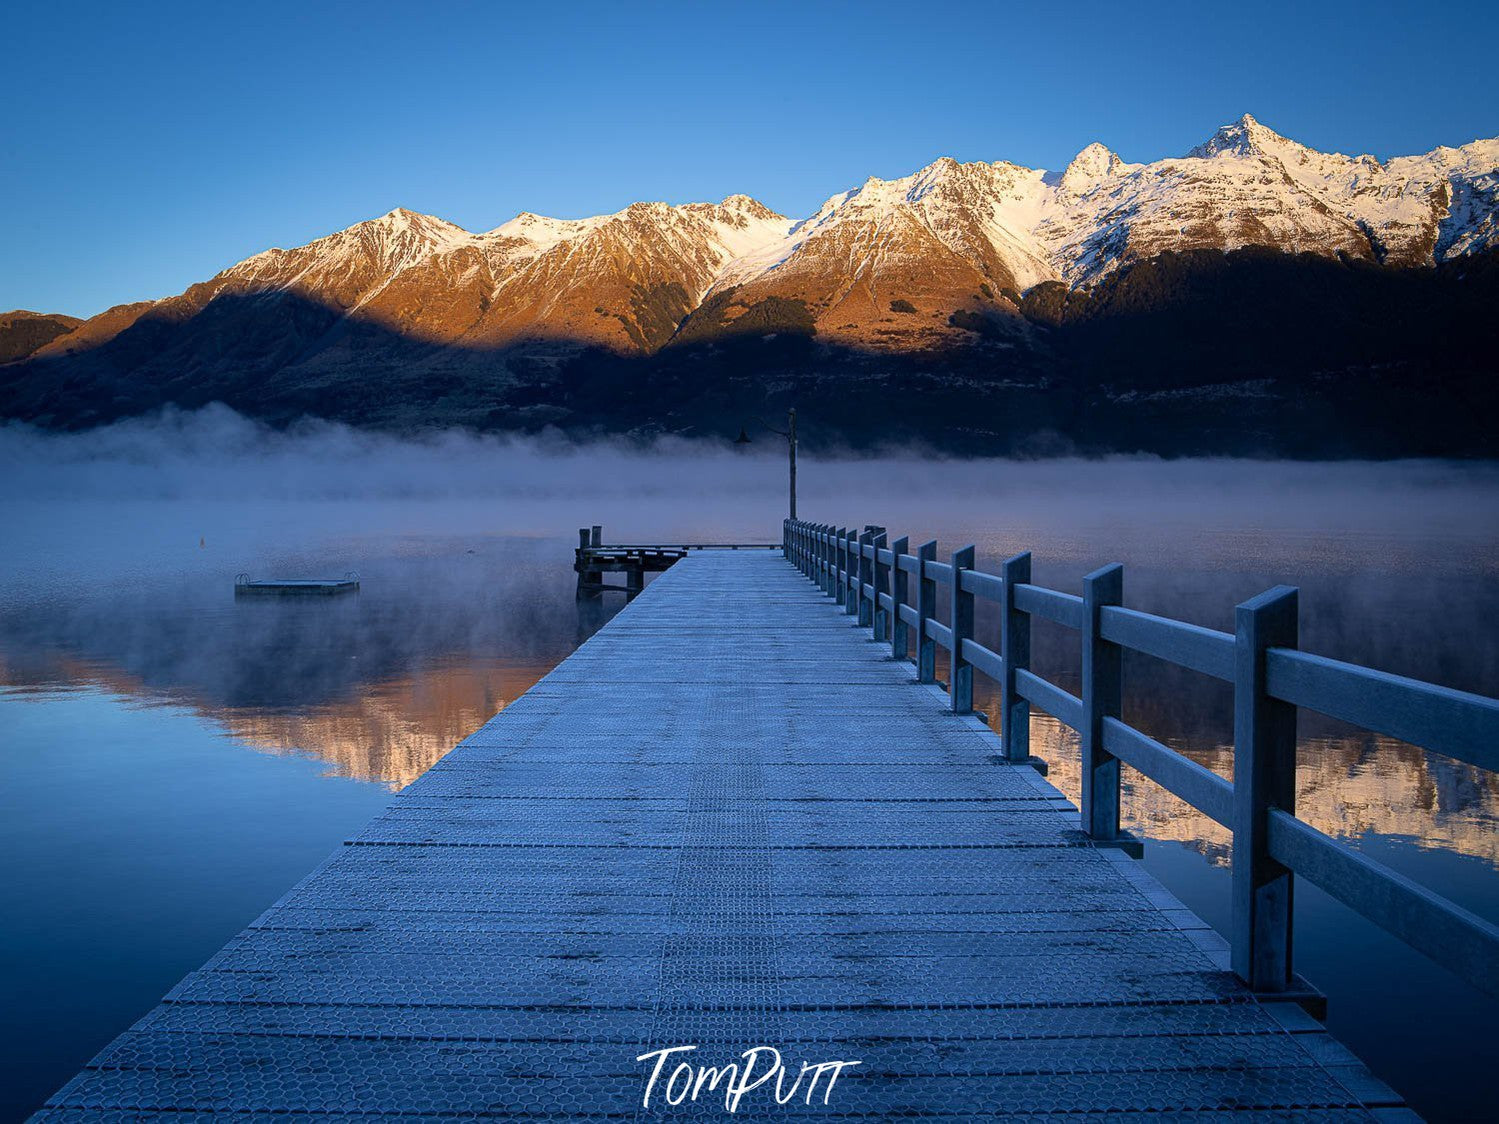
(38, 548, 1419, 1119)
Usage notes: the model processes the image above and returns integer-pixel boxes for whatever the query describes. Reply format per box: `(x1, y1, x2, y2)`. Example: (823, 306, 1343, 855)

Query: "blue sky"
(4, 0, 1496, 317)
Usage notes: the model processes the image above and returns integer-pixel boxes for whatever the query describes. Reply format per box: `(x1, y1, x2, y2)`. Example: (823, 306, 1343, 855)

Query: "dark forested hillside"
(3, 249, 1496, 458)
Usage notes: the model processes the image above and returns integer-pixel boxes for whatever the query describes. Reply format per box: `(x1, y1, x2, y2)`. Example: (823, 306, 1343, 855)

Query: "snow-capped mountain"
(91, 196, 794, 356)
(19, 114, 1496, 366)
(707, 114, 1496, 348)
(5, 115, 1498, 456)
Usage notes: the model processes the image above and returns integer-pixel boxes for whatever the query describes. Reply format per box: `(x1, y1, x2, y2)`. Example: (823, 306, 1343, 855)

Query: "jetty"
(37, 521, 1499, 1119)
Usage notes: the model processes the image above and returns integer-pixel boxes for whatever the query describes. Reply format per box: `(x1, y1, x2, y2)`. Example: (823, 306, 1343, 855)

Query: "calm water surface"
(2, 457, 1497, 1120)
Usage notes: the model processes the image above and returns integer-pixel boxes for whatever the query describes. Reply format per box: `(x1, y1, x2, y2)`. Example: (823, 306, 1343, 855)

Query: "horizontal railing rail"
(782, 517, 1499, 1002)
(589, 542, 782, 550)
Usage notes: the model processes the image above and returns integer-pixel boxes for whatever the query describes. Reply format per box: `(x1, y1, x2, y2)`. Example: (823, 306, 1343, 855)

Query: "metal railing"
(782, 518, 1499, 999)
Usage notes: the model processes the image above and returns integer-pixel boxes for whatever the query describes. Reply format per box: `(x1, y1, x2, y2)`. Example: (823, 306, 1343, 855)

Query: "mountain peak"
(910, 156, 964, 183)
(713, 193, 784, 223)
(1188, 113, 1297, 159)
(362, 208, 471, 248)
(374, 207, 459, 230)
(1058, 142, 1123, 192)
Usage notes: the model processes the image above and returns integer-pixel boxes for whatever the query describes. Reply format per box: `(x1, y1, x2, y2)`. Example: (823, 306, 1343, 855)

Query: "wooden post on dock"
(575, 528, 599, 601)
(821, 525, 832, 594)
(842, 529, 853, 616)
(916, 541, 938, 683)
(1233, 585, 1300, 993)
(890, 537, 910, 659)
(1001, 552, 1032, 762)
(950, 545, 976, 714)
(1081, 564, 1124, 840)
(857, 531, 874, 626)
(871, 531, 890, 644)
(833, 530, 845, 608)
(836, 528, 849, 609)
(851, 533, 863, 620)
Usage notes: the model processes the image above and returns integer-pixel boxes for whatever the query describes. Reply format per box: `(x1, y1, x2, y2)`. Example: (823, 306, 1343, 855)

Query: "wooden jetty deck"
(39, 550, 1417, 1119)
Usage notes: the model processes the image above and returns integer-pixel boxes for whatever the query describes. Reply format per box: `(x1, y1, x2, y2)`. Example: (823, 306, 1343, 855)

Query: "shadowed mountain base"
(4, 249, 1497, 457)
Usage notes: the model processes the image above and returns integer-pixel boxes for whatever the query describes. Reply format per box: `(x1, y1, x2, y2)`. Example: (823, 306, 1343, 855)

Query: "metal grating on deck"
(36, 551, 1409, 1121)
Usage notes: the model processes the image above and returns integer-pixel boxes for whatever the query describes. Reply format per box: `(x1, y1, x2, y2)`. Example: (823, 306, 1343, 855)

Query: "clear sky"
(4, 0, 1496, 317)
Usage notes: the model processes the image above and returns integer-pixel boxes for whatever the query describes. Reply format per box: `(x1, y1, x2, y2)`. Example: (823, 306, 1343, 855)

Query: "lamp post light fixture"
(738, 408, 798, 521)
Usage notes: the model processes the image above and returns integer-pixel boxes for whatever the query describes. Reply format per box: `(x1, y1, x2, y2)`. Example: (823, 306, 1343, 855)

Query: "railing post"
(1232, 585, 1299, 993)
(822, 525, 833, 595)
(916, 541, 938, 683)
(950, 545, 976, 714)
(846, 531, 862, 617)
(1000, 552, 1032, 762)
(823, 524, 833, 595)
(1081, 564, 1124, 840)
(850, 531, 861, 618)
(840, 528, 853, 610)
(832, 529, 844, 606)
(821, 527, 833, 599)
(856, 531, 874, 625)
(889, 536, 909, 659)
(827, 525, 838, 598)
(871, 532, 889, 640)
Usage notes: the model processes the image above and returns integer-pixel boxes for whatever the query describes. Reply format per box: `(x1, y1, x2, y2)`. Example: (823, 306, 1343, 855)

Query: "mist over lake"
(3, 407, 1498, 1119)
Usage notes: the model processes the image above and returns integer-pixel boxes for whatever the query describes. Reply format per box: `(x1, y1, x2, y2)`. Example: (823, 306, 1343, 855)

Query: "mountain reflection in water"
(3, 529, 1497, 867)
(0, 537, 598, 788)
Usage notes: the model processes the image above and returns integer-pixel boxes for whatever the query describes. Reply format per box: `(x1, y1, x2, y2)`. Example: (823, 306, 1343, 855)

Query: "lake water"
(2, 432, 1497, 1120)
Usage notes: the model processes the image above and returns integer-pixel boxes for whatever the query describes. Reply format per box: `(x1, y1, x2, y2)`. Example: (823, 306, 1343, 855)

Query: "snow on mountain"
(659, 117, 1497, 347)
(720, 156, 1056, 294)
(698, 156, 1062, 349)
(487, 211, 610, 255)
(224, 208, 475, 305)
(25, 117, 1499, 362)
(1031, 115, 1499, 284)
(1055, 142, 1136, 194)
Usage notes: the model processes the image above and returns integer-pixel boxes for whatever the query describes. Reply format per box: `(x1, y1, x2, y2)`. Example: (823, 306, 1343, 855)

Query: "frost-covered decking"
(37, 551, 1406, 1119)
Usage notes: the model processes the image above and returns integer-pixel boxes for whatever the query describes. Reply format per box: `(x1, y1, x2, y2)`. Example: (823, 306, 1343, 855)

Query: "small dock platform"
(234, 573, 359, 596)
(573, 524, 778, 600)
(37, 548, 1414, 1119)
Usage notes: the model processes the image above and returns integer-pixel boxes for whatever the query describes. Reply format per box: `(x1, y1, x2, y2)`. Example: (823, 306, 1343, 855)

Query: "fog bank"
(3, 406, 1498, 596)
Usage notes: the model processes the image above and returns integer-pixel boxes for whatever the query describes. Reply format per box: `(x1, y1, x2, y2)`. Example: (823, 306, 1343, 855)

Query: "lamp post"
(738, 407, 798, 522)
